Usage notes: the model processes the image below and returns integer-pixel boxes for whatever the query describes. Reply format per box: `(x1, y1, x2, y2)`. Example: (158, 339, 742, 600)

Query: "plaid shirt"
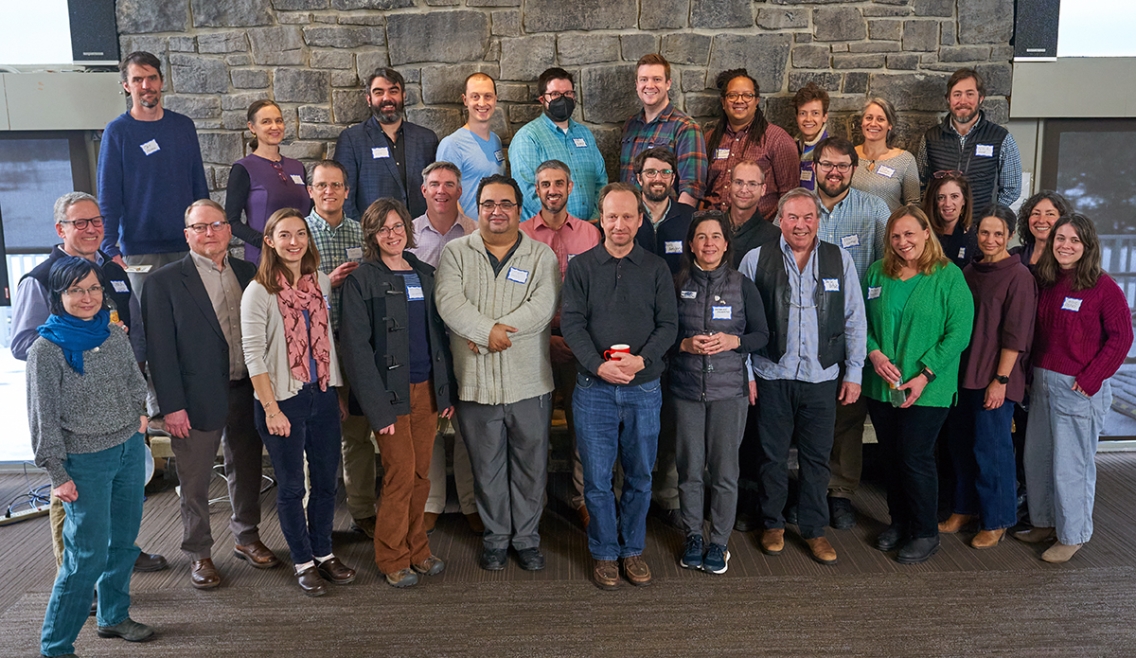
(509, 114, 608, 221)
(307, 209, 364, 332)
(619, 103, 708, 200)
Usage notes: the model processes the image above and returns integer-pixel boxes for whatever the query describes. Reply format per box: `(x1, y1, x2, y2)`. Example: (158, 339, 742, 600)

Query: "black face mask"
(545, 95, 575, 123)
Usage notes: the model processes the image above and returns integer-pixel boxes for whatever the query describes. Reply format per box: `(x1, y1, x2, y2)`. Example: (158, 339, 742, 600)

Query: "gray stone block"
(813, 8, 866, 41)
(303, 26, 385, 49)
(523, 0, 637, 32)
(299, 123, 346, 140)
(275, 68, 330, 103)
(280, 141, 327, 160)
(332, 0, 413, 8)
(426, 0, 460, 5)
(221, 91, 266, 111)
(277, 13, 311, 25)
(298, 105, 331, 123)
(870, 72, 949, 111)
(421, 63, 501, 104)
(886, 53, 920, 70)
(248, 27, 305, 66)
(497, 83, 531, 102)
(492, 10, 522, 36)
(639, 0, 690, 29)
(330, 71, 359, 87)
(226, 54, 253, 67)
(407, 107, 464, 137)
(984, 98, 1009, 125)
(499, 36, 556, 83)
(789, 71, 841, 92)
(198, 131, 244, 164)
(661, 34, 713, 67)
(832, 54, 886, 69)
(914, 0, 953, 17)
(311, 50, 355, 70)
(170, 54, 229, 94)
(795, 33, 813, 43)
(958, 0, 1013, 44)
(850, 41, 900, 53)
(707, 34, 792, 93)
(355, 50, 389, 84)
(873, 0, 911, 5)
(869, 19, 902, 41)
(197, 32, 249, 54)
(232, 69, 271, 89)
(757, 8, 808, 29)
(861, 5, 912, 17)
(579, 64, 639, 124)
(190, 0, 272, 28)
(221, 110, 249, 131)
(163, 94, 221, 119)
(939, 46, 991, 63)
(990, 45, 1014, 61)
(559, 35, 621, 66)
(903, 20, 939, 52)
(792, 44, 831, 69)
(117, 0, 189, 34)
(192, 119, 223, 131)
(941, 20, 957, 46)
(467, 0, 521, 6)
(272, 0, 327, 8)
(684, 93, 721, 119)
(692, 0, 753, 29)
(830, 43, 849, 52)
(976, 62, 1012, 96)
(508, 104, 543, 125)
(388, 11, 489, 65)
(843, 72, 870, 94)
(681, 70, 706, 92)
(621, 34, 658, 62)
(338, 14, 385, 25)
(169, 37, 196, 53)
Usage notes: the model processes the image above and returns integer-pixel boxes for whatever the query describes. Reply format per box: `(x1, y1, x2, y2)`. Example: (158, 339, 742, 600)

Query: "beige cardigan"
(241, 271, 343, 402)
(435, 231, 559, 405)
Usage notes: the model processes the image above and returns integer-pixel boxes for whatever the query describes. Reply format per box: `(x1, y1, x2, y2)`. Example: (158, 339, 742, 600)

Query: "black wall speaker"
(1014, 0, 1061, 60)
(68, 0, 119, 65)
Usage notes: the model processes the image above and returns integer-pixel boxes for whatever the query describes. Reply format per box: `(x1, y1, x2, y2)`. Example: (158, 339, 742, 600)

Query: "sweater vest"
(23, 246, 134, 330)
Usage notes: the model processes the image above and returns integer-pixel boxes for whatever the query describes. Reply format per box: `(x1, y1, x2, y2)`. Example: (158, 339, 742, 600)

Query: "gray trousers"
(675, 395, 749, 546)
(456, 394, 551, 551)
(170, 379, 264, 560)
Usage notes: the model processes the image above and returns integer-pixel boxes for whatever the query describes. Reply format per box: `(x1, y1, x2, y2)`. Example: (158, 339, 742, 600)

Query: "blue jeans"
(255, 384, 342, 565)
(41, 433, 145, 657)
(573, 374, 662, 561)
(947, 388, 1018, 530)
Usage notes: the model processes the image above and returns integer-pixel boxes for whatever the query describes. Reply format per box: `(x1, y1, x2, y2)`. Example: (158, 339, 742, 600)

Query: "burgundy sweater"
(1033, 269, 1133, 396)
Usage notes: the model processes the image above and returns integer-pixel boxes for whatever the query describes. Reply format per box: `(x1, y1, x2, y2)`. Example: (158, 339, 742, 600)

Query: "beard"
(951, 106, 978, 125)
(642, 181, 671, 203)
(372, 99, 404, 124)
(818, 177, 851, 199)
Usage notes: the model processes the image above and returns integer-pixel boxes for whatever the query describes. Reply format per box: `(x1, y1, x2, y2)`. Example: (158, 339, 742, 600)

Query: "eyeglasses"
(59, 217, 104, 230)
(377, 223, 406, 237)
(543, 90, 576, 101)
(186, 221, 230, 234)
(312, 181, 345, 191)
(933, 170, 967, 180)
(270, 160, 290, 184)
(731, 180, 765, 189)
(641, 168, 674, 178)
(479, 201, 517, 212)
(816, 162, 853, 173)
(723, 92, 756, 103)
(64, 285, 104, 298)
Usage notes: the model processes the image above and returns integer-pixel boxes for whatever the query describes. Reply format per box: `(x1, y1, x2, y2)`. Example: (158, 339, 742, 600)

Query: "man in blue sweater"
(98, 51, 209, 294)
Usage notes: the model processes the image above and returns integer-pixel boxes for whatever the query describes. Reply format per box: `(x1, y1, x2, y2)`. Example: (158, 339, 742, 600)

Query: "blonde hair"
(882, 204, 949, 277)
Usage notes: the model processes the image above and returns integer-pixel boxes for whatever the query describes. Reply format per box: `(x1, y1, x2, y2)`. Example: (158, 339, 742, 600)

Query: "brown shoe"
(412, 555, 446, 576)
(804, 537, 838, 565)
(937, 513, 976, 534)
(971, 528, 1007, 549)
(233, 541, 280, 569)
(760, 528, 785, 555)
(576, 504, 590, 529)
(351, 515, 376, 539)
(593, 559, 619, 590)
(1013, 526, 1056, 544)
(424, 512, 440, 534)
(621, 555, 652, 587)
(1041, 541, 1083, 563)
(190, 558, 221, 589)
(315, 556, 356, 585)
(295, 566, 327, 597)
(465, 512, 486, 535)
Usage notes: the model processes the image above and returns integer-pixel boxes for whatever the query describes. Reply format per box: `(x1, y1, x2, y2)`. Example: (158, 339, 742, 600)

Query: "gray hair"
(53, 192, 99, 225)
(862, 96, 899, 148)
(422, 160, 462, 182)
(776, 187, 823, 221)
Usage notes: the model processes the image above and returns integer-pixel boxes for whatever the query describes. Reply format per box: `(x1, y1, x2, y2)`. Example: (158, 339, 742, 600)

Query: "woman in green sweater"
(862, 204, 974, 564)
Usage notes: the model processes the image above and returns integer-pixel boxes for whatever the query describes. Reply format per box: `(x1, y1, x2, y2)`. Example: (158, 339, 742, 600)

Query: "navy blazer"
(142, 255, 257, 432)
(334, 117, 439, 220)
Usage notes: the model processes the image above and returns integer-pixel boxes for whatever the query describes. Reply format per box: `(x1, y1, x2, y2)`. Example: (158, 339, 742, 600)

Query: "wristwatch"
(919, 367, 936, 383)
(993, 374, 1010, 385)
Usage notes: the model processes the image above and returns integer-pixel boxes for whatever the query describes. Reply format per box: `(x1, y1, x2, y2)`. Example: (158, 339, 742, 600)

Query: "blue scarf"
(37, 310, 111, 375)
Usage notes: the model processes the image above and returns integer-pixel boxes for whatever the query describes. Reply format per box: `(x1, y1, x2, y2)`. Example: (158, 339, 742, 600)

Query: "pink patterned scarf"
(275, 272, 331, 390)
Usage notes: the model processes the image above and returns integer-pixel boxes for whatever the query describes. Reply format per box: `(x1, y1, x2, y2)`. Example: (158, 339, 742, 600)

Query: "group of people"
(19, 49, 1131, 658)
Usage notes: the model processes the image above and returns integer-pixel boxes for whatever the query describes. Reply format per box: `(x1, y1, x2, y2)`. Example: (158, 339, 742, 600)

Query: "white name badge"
(123, 265, 153, 273)
(958, 247, 967, 259)
(406, 285, 424, 301)
(681, 290, 697, 299)
(976, 144, 994, 157)
(140, 139, 160, 156)
(876, 165, 896, 178)
(573, 138, 587, 148)
(841, 234, 860, 248)
(823, 278, 840, 292)
(712, 305, 732, 320)
(800, 169, 813, 182)
(868, 286, 882, 300)
(567, 254, 575, 261)
(290, 174, 304, 185)
(715, 148, 731, 160)
(346, 246, 363, 262)
(1062, 297, 1083, 312)
(664, 240, 683, 254)
(506, 266, 529, 284)
(111, 280, 130, 294)
(372, 146, 390, 159)
(494, 149, 505, 163)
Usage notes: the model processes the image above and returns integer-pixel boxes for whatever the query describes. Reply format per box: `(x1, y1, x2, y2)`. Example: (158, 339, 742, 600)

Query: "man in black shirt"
(727, 160, 780, 267)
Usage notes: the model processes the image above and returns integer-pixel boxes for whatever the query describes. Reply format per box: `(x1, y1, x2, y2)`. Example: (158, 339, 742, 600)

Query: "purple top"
(226, 154, 312, 263)
(960, 256, 1037, 402)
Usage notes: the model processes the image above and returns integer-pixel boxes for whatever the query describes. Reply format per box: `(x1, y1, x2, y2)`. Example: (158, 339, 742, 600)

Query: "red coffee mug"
(603, 344, 631, 361)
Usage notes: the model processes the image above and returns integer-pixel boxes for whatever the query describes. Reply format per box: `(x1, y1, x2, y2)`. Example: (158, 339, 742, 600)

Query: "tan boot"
(937, 513, 975, 534)
(971, 528, 1006, 549)
(760, 528, 785, 555)
(465, 512, 485, 534)
(1041, 542, 1082, 563)
(804, 536, 838, 565)
(1012, 526, 1056, 544)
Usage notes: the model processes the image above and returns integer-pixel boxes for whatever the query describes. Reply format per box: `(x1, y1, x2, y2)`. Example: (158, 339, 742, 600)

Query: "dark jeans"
(866, 399, 951, 539)
(255, 384, 341, 566)
(756, 378, 838, 539)
(946, 388, 1018, 530)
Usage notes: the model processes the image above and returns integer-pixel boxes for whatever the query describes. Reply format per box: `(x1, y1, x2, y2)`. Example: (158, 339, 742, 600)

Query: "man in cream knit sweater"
(435, 174, 560, 572)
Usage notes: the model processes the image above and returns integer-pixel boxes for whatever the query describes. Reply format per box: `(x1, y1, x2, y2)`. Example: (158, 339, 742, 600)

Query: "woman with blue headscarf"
(27, 256, 152, 657)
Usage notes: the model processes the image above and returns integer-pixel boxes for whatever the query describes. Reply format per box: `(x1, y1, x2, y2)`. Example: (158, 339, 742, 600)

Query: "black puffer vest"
(670, 265, 750, 402)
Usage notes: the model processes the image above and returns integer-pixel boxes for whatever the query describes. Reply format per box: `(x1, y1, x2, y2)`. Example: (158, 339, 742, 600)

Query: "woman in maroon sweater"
(1015, 213, 1133, 563)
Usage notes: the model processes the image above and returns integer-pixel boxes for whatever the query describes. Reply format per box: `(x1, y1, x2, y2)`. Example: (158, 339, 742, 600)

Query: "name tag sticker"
(976, 144, 994, 157)
(664, 240, 683, 254)
(712, 305, 732, 320)
(841, 234, 860, 248)
(823, 278, 840, 292)
(372, 146, 390, 159)
(800, 169, 813, 182)
(681, 290, 697, 299)
(140, 139, 160, 156)
(494, 149, 505, 163)
(111, 280, 130, 293)
(123, 265, 153, 273)
(868, 286, 882, 300)
(573, 138, 587, 148)
(567, 254, 575, 261)
(1062, 297, 1083, 312)
(876, 165, 896, 178)
(346, 246, 363, 262)
(715, 148, 731, 160)
(406, 285, 424, 301)
(290, 174, 304, 185)
(506, 267, 529, 284)
(958, 247, 967, 259)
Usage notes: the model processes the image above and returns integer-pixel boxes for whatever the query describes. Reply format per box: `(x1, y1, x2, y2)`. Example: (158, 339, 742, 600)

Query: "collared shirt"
(381, 121, 408, 194)
(817, 187, 890, 282)
(486, 234, 523, 277)
(307, 209, 364, 332)
(519, 212, 602, 279)
(619, 103, 708, 201)
(738, 237, 866, 385)
(509, 113, 608, 221)
(704, 121, 798, 219)
(189, 250, 247, 380)
(915, 113, 1022, 207)
(409, 211, 477, 268)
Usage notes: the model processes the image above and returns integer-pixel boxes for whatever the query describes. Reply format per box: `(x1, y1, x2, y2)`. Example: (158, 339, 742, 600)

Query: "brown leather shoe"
(424, 512, 440, 534)
(133, 552, 168, 572)
(576, 504, 590, 529)
(190, 558, 221, 589)
(805, 537, 838, 565)
(971, 528, 1006, 549)
(937, 513, 976, 534)
(1041, 541, 1082, 563)
(621, 555, 652, 586)
(316, 556, 356, 585)
(760, 528, 785, 555)
(351, 515, 376, 539)
(466, 512, 486, 534)
(295, 566, 327, 597)
(593, 559, 619, 590)
(233, 541, 280, 569)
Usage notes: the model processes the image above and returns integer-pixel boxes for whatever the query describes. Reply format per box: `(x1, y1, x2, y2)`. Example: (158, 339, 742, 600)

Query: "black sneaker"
(479, 547, 507, 571)
(702, 543, 730, 575)
(828, 496, 856, 530)
(516, 547, 545, 571)
(875, 524, 905, 552)
(679, 534, 704, 570)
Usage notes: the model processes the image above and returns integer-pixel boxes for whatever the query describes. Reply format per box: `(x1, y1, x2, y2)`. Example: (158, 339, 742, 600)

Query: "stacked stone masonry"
(116, 0, 1015, 199)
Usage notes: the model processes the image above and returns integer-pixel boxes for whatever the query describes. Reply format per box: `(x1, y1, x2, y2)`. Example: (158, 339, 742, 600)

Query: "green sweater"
(862, 260, 974, 407)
